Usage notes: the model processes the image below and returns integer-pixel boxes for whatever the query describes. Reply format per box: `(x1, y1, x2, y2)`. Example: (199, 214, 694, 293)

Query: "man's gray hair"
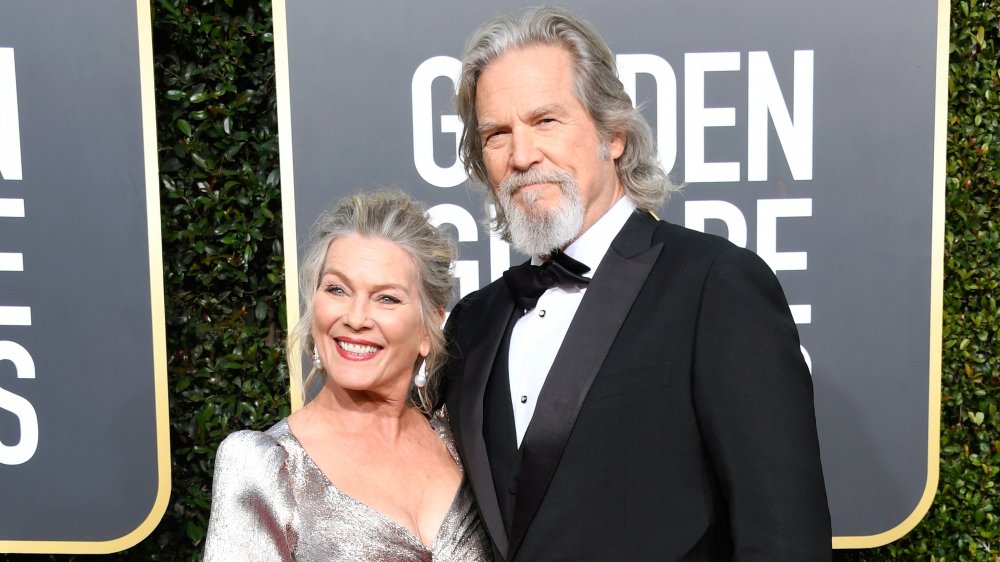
(456, 6, 676, 238)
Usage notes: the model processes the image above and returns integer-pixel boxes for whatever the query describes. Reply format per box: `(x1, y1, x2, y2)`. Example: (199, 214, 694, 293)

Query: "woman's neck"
(295, 386, 424, 443)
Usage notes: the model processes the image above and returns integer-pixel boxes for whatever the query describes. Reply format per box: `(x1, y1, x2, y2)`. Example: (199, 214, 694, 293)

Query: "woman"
(204, 191, 491, 560)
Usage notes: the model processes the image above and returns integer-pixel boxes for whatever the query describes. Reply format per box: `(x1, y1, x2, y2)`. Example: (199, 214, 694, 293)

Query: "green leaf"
(224, 142, 245, 160)
(191, 153, 210, 170)
(266, 169, 280, 187)
(185, 520, 206, 544)
(176, 119, 192, 137)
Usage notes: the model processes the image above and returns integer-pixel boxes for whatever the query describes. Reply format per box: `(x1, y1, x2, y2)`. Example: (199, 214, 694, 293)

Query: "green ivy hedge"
(3, 0, 998, 560)
(149, 0, 289, 555)
(882, 1, 999, 559)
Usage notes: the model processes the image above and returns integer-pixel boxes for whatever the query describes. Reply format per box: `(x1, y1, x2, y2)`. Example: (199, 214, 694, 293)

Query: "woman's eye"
(378, 295, 401, 304)
(325, 284, 346, 295)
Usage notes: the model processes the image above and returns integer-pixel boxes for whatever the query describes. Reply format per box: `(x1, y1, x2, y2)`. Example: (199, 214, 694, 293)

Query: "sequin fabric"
(203, 411, 492, 561)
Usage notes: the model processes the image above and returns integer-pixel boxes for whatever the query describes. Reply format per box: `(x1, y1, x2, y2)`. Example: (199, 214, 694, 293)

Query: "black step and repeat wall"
(0, 1, 168, 554)
(274, 0, 947, 548)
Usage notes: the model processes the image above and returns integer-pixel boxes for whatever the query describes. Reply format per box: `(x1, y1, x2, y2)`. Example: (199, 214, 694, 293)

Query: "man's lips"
(509, 181, 554, 197)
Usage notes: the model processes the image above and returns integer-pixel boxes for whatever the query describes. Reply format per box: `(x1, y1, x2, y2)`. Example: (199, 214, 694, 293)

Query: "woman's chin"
(325, 374, 408, 400)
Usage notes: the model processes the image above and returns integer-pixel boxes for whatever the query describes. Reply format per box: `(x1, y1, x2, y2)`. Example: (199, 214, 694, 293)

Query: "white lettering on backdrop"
(0, 47, 38, 464)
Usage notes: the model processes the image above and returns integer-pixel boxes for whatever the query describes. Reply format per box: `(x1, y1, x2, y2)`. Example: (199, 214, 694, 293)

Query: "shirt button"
(520, 395, 528, 404)
(538, 309, 546, 317)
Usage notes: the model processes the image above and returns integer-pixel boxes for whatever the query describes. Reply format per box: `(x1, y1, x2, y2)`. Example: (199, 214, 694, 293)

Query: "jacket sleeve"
(441, 295, 469, 443)
(203, 430, 297, 561)
(692, 245, 832, 560)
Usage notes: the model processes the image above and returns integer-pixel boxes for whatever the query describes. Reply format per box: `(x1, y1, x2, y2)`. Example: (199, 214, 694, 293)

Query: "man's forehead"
(485, 42, 572, 71)
(477, 45, 574, 94)
(474, 46, 584, 116)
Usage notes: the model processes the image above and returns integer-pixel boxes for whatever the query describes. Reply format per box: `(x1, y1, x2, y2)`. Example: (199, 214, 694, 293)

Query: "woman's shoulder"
(206, 420, 300, 558)
(428, 406, 463, 469)
(214, 419, 294, 477)
(428, 405, 449, 428)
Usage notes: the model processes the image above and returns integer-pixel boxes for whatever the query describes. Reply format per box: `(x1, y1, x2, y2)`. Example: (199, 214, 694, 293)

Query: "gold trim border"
(832, 0, 948, 548)
(0, 0, 171, 553)
(273, 0, 303, 412)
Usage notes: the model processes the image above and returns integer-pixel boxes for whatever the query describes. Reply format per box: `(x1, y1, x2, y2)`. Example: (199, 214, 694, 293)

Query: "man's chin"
(515, 187, 561, 209)
(512, 199, 557, 219)
(507, 216, 581, 256)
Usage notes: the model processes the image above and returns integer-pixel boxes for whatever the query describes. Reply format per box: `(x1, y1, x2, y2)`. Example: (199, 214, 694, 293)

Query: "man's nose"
(510, 128, 543, 171)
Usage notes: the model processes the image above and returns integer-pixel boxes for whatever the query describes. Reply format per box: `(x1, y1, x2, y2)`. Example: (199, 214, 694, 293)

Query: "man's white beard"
(497, 169, 584, 257)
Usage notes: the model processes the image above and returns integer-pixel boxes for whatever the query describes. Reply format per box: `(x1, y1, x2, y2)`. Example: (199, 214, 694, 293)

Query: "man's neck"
(537, 196, 637, 272)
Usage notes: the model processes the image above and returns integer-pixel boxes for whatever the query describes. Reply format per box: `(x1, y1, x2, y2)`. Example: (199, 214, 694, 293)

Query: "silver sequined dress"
(203, 413, 492, 561)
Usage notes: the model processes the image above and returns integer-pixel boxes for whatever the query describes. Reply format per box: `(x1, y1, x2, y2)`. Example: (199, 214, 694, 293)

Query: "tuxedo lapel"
(507, 212, 662, 558)
(455, 285, 516, 557)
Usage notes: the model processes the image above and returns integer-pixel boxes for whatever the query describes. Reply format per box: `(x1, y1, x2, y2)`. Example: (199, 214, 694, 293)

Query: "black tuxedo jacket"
(443, 212, 831, 561)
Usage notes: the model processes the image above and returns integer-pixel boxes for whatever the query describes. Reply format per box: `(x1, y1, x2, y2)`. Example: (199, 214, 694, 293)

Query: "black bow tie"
(502, 250, 591, 312)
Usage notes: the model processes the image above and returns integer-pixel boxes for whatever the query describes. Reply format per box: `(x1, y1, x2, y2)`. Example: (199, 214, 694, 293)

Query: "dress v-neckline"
(279, 418, 465, 552)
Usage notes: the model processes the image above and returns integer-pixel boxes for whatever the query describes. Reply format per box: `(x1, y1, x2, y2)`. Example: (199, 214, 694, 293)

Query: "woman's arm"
(203, 430, 297, 561)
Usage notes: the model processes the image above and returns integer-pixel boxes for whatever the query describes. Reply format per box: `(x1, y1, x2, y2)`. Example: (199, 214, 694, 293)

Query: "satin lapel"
(507, 212, 662, 558)
(456, 286, 516, 557)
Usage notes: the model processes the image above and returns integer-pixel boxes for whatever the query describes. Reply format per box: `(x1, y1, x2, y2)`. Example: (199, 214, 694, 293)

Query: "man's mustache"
(499, 169, 575, 197)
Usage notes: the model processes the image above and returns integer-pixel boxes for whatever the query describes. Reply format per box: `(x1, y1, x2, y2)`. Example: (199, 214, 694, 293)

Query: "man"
(442, 7, 831, 560)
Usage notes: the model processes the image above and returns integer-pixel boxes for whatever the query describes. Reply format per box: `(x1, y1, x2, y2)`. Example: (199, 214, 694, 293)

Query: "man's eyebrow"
(477, 121, 500, 135)
(526, 103, 568, 120)
(478, 104, 572, 135)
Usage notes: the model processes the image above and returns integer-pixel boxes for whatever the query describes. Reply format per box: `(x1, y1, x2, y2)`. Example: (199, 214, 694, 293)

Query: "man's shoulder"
(445, 275, 509, 334)
(455, 275, 508, 310)
(646, 217, 749, 264)
(644, 216, 780, 286)
(651, 218, 735, 250)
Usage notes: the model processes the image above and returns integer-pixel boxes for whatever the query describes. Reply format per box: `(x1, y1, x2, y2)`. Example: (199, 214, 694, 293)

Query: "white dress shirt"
(507, 196, 638, 445)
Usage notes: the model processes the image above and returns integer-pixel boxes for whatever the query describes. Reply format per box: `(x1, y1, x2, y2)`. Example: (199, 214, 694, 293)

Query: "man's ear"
(609, 132, 626, 160)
